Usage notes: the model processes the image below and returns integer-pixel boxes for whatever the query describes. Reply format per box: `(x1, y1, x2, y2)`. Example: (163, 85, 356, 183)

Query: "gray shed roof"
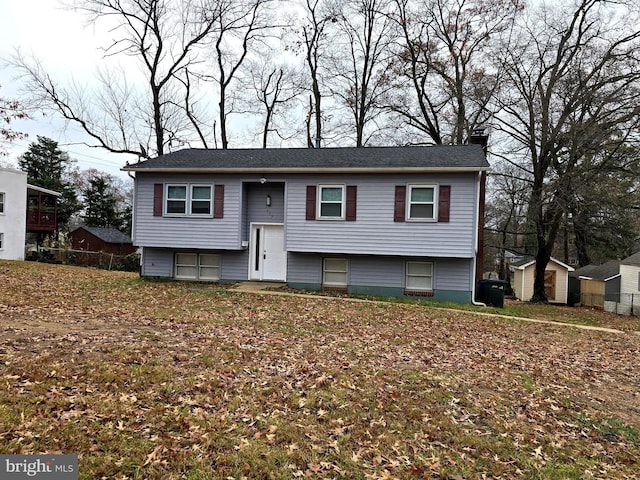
(621, 251, 640, 266)
(74, 226, 132, 244)
(571, 264, 599, 278)
(579, 260, 621, 281)
(122, 145, 490, 173)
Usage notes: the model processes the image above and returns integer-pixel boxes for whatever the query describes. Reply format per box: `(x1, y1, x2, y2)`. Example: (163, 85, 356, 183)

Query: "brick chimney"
(469, 127, 489, 156)
(469, 127, 488, 286)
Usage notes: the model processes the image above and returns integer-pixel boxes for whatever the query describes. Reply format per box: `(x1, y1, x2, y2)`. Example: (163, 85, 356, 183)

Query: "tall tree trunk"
(573, 211, 591, 267)
(312, 73, 322, 147)
(530, 178, 550, 303)
(219, 92, 228, 149)
(152, 87, 164, 155)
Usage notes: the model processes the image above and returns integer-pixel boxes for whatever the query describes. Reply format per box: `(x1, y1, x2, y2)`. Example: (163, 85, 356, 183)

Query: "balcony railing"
(27, 210, 57, 232)
(26, 192, 58, 232)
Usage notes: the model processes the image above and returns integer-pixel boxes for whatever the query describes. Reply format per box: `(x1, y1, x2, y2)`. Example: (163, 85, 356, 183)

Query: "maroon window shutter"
(153, 184, 163, 216)
(306, 185, 317, 220)
(394, 186, 406, 222)
(346, 185, 357, 221)
(214, 185, 225, 218)
(438, 185, 451, 223)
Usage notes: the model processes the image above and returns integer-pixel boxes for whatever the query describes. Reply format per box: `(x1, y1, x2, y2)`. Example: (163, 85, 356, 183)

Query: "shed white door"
(249, 224, 286, 281)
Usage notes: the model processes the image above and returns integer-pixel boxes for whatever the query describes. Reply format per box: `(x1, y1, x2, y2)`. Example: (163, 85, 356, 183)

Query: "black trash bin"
(476, 280, 486, 303)
(477, 279, 509, 308)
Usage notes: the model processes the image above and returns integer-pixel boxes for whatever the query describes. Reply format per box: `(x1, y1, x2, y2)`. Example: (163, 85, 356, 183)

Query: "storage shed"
(69, 226, 136, 255)
(513, 257, 574, 304)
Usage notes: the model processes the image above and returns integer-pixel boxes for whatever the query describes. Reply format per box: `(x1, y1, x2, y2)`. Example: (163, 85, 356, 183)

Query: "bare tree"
(248, 62, 301, 148)
(565, 137, 640, 266)
(296, 0, 340, 147)
(201, 0, 276, 149)
(0, 86, 28, 154)
(176, 67, 215, 149)
(495, 0, 640, 302)
(10, 0, 219, 157)
(484, 161, 531, 289)
(331, 0, 397, 147)
(390, 0, 520, 145)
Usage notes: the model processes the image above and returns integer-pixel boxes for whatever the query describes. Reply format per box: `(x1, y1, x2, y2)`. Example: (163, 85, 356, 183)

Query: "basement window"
(323, 258, 348, 287)
(175, 253, 220, 281)
(405, 261, 433, 292)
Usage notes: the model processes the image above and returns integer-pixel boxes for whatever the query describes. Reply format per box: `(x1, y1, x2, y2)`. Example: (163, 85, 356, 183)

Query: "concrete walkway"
(230, 281, 628, 335)
(231, 281, 286, 292)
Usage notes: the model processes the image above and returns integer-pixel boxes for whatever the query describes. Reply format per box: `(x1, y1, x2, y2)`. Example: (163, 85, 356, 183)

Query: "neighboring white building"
(0, 167, 28, 260)
(618, 252, 640, 315)
(620, 251, 640, 295)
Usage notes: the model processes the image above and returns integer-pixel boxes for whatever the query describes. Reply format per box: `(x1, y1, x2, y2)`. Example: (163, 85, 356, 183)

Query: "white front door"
(249, 224, 287, 281)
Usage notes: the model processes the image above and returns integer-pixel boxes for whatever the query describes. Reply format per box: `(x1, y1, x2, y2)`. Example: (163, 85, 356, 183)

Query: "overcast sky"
(0, 0, 135, 179)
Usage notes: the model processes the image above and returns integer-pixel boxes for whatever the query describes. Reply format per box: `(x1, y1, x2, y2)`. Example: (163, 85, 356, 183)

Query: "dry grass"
(0, 260, 638, 479)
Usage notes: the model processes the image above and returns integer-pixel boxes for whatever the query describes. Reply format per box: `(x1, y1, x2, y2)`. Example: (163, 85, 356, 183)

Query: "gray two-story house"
(123, 145, 489, 303)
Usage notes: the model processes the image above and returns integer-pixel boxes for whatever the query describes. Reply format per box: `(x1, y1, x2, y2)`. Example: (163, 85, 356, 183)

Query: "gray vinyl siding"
(134, 172, 478, 258)
(134, 170, 480, 298)
(141, 247, 249, 281)
(141, 248, 174, 277)
(221, 250, 249, 281)
(436, 258, 475, 291)
(349, 256, 405, 287)
(287, 253, 473, 292)
(285, 173, 479, 258)
(287, 253, 322, 284)
(133, 173, 243, 250)
(243, 183, 285, 242)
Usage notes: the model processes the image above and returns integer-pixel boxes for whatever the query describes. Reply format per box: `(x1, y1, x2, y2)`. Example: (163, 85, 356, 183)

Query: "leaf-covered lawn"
(1, 260, 638, 479)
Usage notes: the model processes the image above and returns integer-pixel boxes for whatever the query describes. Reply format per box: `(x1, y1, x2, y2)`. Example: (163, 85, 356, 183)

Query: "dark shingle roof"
(622, 251, 640, 266)
(122, 145, 489, 172)
(77, 226, 132, 244)
(571, 264, 599, 278)
(581, 260, 621, 281)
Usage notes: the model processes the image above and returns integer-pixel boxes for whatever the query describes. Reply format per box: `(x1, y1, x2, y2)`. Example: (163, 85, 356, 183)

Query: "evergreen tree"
(82, 175, 121, 229)
(119, 204, 133, 236)
(18, 136, 81, 232)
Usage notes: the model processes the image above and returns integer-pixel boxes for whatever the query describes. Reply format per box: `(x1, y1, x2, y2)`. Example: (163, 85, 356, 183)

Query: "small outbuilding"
(512, 257, 575, 304)
(69, 226, 136, 255)
(575, 260, 621, 308)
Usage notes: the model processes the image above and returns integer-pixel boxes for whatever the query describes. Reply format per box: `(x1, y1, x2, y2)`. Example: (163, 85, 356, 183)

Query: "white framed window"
(166, 185, 187, 215)
(175, 253, 197, 279)
(199, 254, 221, 280)
(175, 253, 221, 281)
(323, 258, 348, 287)
(0, 192, 4, 214)
(407, 185, 437, 221)
(190, 185, 212, 215)
(0, 232, 4, 250)
(165, 184, 213, 216)
(318, 185, 345, 219)
(405, 261, 433, 292)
